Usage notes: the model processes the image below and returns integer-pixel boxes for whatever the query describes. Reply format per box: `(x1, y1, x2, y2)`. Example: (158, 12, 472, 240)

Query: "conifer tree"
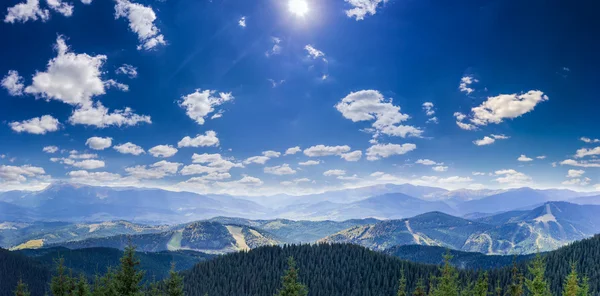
(507, 260, 524, 296)
(525, 254, 551, 296)
(397, 270, 407, 296)
(114, 243, 145, 296)
(148, 280, 164, 296)
(494, 280, 502, 296)
(430, 252, 459, 296)
(473, 272, 488, 296)
(13, 279, 30, 296)
(412, 278, 426, 296)
(50, 257, 74, 296)
(165, 263, 184, 296)
(562, 263, 580, 296)
(578, 277, 589, 296)
(74, 274, 91, 296)
(275, 257, 308, 296)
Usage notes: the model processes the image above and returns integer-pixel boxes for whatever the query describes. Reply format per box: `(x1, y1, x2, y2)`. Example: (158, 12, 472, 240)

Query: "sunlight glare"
(288, 0, 309, 17)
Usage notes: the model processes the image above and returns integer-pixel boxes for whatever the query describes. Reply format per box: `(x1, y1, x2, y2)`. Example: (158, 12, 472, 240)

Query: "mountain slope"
(457, 187, 550, 214)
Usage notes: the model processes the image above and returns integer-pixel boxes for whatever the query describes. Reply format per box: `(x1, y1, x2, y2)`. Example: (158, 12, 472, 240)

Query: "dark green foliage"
(525, 254, 552, 296)
(13, 279, 30, 296)
(165, 263, 184, 296)
(429, 253, 460, 296)
(0, 248, 50, 296)
(397, 270, 407, 296)
(114, 244, 145, 296)
(412, 279, 426, 296)
(50, 258, 74, 296)
(275, 257, 308, 296)
(506, 261, 524, 296)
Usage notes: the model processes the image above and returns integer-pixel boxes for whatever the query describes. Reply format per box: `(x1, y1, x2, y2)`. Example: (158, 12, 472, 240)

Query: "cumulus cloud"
(562, 177, 591, 186)
(265, 37, 282, 57)
(494, 169, 532, 184)
(459, 75, 478, 94)
(68, 102, 151, 128)
(536, 155, 546, 159)
(336, 90, 423, 139)
(567, 169, 584, 178)
(366, 143, 416, 161)
(181, 153, 243, 176)
(472, 172, 486, 176)
(116, 64, 137, 78)
(43, 146, 59, 153)
(473, 134, 509, 146)
(178, 89, 233, 125)
(560, 159, 600, 168)
(2, 70, 25, 96)
(422, 102, 437, 124)
(517, 155, 533, 162)
(263, 150, 281, 158)
(580, 137, 600, 143)
(177, 131, 219, 148)
(264, 164, 296, 175)
(432, 166, 448, 172)
(285, 146, 301, 155)
(323, 169, 345, 176)
(344, 0, 387, 21)
(126, 160, 181, 179)
(4, 0, 50, 23)
(280, 178, 311, 186)
(305, 45, 325, 60)
(340, 150, 362, 162)
(0, 164, 46, 182)
(68, 170, 122, 183)
(86, 136, 112, 150)
(46, 0, 73, 17)
(9, 115, 60, 134)
(148, 145, 178, 158)
(243, 156, 270, 165)
(416, 159, 438, 166)
(72, 159, 105, 170)
(238, 16, 246, 27)
(575, 146, 600, 158)
(304, 145, 351, 157)
(298, 160, 320, 166)
(114, 0, 166, 50)
(113, 142, 145, 155)
(470, 91, 548, 126)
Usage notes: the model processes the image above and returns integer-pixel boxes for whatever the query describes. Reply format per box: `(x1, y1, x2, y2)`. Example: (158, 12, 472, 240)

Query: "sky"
(1, 0, 600, 195)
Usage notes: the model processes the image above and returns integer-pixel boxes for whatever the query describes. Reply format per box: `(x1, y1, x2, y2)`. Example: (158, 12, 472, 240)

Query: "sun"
(288, 0, 309, 17)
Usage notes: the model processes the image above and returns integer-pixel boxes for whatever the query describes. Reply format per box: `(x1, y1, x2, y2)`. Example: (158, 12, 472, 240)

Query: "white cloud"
(104, 79, 129, 92)
(178, 89, 233, 125)
(298, 160, 320, 166)
(86, 137, 112, 150)
(0, 165, 46, 182)
(2, 70, 25, 96)
(69, 102, 151, 128)
(432, 166, 448, 172)
(580, 137, 600, 143)
(304, 145, 351, 157)
(422, 102, 435, 116)
(340, 150, 362, 162)
(366, 143, 416, 161)
(217, 175, 263, 187)
(459, 75, 478, 94)
(494, 169, 532, 184)
(4, 0, 50, 23)
(323, 169, 346, 176)
(264, 164, 296, 175)
(567, 169, 585, 178)
(415, 159, 437, 166)
(473, 134, 509, 146)
(517, 155, 533, 162)
(560, 159, 600, 168)
(536, 155, 546, 159)
(285, 146, 301, 155)
(67, 151, 98, 159)
(243, 156, 270, 165)
(436, 176, 473, 184)
(25, 36, 106, 106)
(148, 145, 178, 158)
(472, 172, 486, 176)
(280, 178, 311, 186)
(337, 174, 360, 181)
(116, 64, 137, 78)
(305, 45, 325, 59)
(575, 147, 600, 158)
(336, 90, 423, 139)
(265, 37, 282, 57)
(238, 16, 246, 27)
(9, 115, 60, 134)
(470, 91, 548, 126)
(72, 159, 105, 170)
(344, 0, 387, 21)
(177, 131, 219, 148)
(426, 117, 438, 124)
(114, 0, 166, 50)
(185, 153, 243, 175)
(562, 178, 591, 186)
(126, 160, 181, 179)
(46, 0, 73, 17)
(268, 79, 285, 88)
(68, 170, 122, 183)
(43, 146, 59, 153)
(453, 112, 476, 130)
(263, 150, 281, 158)
(113, 142, 145, 155)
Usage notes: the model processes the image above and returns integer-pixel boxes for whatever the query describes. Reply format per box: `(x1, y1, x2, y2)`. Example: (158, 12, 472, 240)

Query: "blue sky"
(1, 0, 600, 195)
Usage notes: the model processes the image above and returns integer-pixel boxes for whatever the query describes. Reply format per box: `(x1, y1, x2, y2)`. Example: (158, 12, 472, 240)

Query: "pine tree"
(578, 277, 589, 296)
(494, 280, 502, 296)
(148, 280, 164, 296)
(412, 278, 426, 296)
(275, 257, 308, 296)
(473, 272, 488, 296)
(430, 252, 459, 296)
(74, 274, 91, 296)
(50, 257, 74, 296)
(525, 254, 551, 296)
(92, 268, 118, 296)
(165, 263, 184, 296)
(114, 243, 145, 296)
(13, 279, 30, 296)
(562, 263, 580, 296)
(507, 260, 524, 296)
(397, 270, 407, 296)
